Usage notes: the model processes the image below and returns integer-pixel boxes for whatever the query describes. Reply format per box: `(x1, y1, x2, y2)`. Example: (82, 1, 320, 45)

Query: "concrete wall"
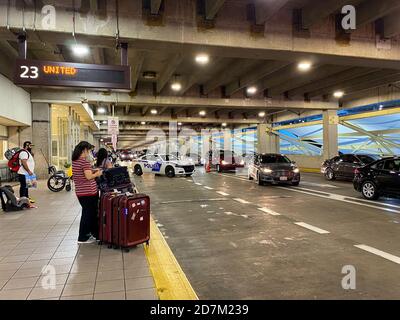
(0, 73, 31, 126)
(285, 155, 324, 170)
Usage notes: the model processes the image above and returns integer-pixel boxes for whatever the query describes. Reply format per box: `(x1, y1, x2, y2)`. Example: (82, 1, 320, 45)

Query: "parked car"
(132, 154, 195, 178)
(248, 153, 300, 186)
(353, 157, 400, 200)
(321, 154, 381, 181)
(118, 149, 135, 161)
(208, 150, 245, 172)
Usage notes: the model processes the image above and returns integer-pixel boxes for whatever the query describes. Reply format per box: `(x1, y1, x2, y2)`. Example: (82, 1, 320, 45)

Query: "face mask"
(86, 152, 94, 162)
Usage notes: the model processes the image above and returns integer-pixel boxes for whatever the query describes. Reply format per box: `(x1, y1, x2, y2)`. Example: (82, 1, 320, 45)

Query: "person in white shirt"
(18, 141, 35, 200)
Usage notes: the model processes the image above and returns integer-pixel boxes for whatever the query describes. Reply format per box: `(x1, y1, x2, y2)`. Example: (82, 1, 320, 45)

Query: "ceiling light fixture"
(141, 121, 146, 125)
(246, 86, 257, 95)
(142, 71, 157, 79)
(195, 54, 210, 65)
(178, 122, 182, 126)
(102, 120, 108, 124)
(171, 82, 182, 92)
(97, 107, 106, 114)
(298, 61, 312, 71)
(199, 110, 206, 116)
(333, 91, 344, 98)
(222, 123, 227, 127)
(258, 111, 266, 117)
(72, 44, 89, 57)
(151, 109, 158, 115)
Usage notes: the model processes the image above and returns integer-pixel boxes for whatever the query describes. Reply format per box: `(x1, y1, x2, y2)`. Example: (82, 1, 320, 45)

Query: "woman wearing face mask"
(72, 141, 103, 244)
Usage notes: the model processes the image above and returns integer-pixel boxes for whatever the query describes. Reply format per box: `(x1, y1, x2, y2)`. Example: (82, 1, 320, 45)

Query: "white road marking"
(204, 186, 214, 190)
(233, 198, 250, 204)
(257, 207, 281, 216)
(217, 191, 230, 196)
(294, 222, 330, 234)
(301, 181, 339, 189)
(186, 179, 192, 182)
(195, 183, 202, 186)
(354, 245, 400, 265)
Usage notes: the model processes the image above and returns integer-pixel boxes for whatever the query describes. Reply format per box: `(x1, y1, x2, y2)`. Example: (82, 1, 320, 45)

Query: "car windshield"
(260, 155, 291, 164)
(357, 155, 380, 164)
(160, 155, 178, 161)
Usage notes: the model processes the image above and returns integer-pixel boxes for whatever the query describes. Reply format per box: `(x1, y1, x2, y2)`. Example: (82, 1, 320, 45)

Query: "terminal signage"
(14, 59, 131, 90)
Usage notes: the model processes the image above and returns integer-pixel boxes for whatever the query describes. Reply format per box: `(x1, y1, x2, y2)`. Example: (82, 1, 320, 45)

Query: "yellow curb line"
(143, 216, 198, 300)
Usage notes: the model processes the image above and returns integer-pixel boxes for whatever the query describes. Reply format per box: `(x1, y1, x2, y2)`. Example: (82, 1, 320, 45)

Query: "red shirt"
(72, 157, 98, 197)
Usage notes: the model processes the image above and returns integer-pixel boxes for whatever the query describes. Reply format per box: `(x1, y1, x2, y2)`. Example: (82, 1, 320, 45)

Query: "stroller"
(0, 185, 30, 212)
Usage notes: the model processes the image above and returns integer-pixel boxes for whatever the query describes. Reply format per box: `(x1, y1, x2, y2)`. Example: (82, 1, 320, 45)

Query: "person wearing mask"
(96, 148, 113, 169)
(18, 141, 35, 202)
(72, 141, 103, 244)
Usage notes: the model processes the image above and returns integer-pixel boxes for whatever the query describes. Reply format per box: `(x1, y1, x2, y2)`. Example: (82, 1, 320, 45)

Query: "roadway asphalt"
(134, 168, 400, 300)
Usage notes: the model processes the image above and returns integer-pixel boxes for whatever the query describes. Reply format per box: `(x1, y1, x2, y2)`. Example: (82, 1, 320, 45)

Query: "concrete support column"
(31, 103, 51, 179)
(257, 124, 280, 154)
(322, 110, 339, 160)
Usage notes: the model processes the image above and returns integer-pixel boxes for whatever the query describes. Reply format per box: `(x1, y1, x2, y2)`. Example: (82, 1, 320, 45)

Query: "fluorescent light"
(298, 61, 312, 71)
(100, 138, 104, 142)
(141, 121, 146, 125)
(178, 122, 182, 126)
(151, 109, 158, 115)
(333, 91, 344, 98)
(222, 123, 227, 127)
(171, 82, 182, 91)
(246, 86, 257, 95)
(97, 107, 106, 114)
(195, 54, 209, 65)
(258, 111, 266, 117)
(199, 110, 206, 116)
(72, 44, 89, 57)
(102, 120, 108, 124)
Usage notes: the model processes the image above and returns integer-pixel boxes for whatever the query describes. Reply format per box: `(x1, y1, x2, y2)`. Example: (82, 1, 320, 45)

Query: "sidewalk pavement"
(0, 181, 158, 300)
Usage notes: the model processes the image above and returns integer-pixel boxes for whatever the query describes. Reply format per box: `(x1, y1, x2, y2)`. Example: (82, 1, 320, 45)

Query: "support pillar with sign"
(257, 124, 280, 154)
(323, 110, 339, 160)
(108, 117, 119, 150)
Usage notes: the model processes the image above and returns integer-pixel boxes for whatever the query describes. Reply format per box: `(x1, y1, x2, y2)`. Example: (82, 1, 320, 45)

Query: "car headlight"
(240, 160, 245, 165)
(293, 168, 300, 173)
(221, 160, 228, 165)
(262, 168, 272, 174)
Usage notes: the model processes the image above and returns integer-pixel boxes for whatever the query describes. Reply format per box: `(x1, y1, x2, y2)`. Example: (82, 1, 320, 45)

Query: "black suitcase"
(98, 167, 133, 193)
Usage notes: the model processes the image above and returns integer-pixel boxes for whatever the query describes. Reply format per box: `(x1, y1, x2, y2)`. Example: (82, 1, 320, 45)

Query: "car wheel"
(185, 174, 192, 177)
(325, 168, 335, 181)
(361, 181, 379, 200)
(257, 172, 263, 186)
(165, 166, 175, 178)
(292, 181, 300, 186)
(134, 165, 143, 176)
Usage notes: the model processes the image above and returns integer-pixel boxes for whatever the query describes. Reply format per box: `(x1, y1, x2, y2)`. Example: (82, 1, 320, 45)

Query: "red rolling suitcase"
(99, 192, 120, 246)
(116, 193, 150, 251)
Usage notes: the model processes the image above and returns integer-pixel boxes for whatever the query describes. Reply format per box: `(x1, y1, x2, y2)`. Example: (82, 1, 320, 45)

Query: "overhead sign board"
(14, 59, 131, 90)
(107, 117, 119, 135)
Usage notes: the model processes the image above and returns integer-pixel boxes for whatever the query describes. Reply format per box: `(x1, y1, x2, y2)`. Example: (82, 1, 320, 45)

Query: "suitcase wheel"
(113, 245, 120, 250)
(98, 241, 103, 245)
(124, 248, 130, 253)
(107, 244, 113, 249)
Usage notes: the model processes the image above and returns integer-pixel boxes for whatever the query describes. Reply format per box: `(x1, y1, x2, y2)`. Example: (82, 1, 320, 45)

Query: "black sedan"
(248, 154, 300, 186)
(354, 157, 400, 200)
(321, 154, 381, 181)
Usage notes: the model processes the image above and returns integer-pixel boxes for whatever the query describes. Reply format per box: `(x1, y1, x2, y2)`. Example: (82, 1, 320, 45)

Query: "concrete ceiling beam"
(205, 0, 225, 20)
(268, 65, 350, 96)
(356, 0, 400, 27)
(156, 54, 183, 93)
(151, 0, 163, 15)
(225, 60, 289, 96)
(383, 8, 400, 38)
(129, 51, 145, 91)
(30, 90, 338, 110)
(255, 0, 290, 25)
(203, 59, 260, 95)
(307, 69, 400, 98)
(287, 67, 380, 98)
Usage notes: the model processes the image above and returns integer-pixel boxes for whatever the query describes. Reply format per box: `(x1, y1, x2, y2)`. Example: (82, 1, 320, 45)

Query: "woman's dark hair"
(72, 141, 93, 161)
(96, 148, 109, 168)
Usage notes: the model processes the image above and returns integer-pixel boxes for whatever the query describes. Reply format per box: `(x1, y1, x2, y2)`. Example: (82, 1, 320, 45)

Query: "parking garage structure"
(0, 0, 400, 301)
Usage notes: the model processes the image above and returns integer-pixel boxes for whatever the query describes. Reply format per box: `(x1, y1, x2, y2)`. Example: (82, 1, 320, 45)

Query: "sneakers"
(77, 236, 97, 244)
